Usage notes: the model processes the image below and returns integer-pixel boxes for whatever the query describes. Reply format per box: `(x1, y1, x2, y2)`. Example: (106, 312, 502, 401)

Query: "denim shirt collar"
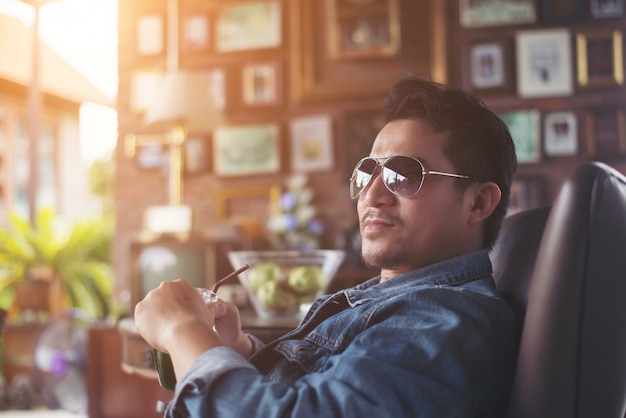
(342, 250, 493, 307)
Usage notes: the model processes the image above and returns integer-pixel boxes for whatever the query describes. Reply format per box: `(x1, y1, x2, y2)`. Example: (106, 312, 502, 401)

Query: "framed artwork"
(516, 29, 573, 98)
(541, 0, 585, 21)
(215, 186, 275, 221)
(182, 14, 210, 53)
(500, 110, 541, 164)
(291, 0, 437, 103)
(576, 30, 624, 88)
(216, 2, 282, 52)
(459, 0, 536, 28)
(130, 68, 164, 113)
(213, 124, 280, 176)
(326, 0, 400, 59)
(289, 114, 334, 172)
(242, 62, 279, 106)
(591, 0, 624, 18)
(137, 14, 164, 56)
(584, 108, 626, 157)
(544, 111, 579, 157)
(468, 41, 510, 90)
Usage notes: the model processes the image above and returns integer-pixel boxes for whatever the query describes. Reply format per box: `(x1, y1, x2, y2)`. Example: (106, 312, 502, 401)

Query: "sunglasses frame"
(350, 155, 477, 199)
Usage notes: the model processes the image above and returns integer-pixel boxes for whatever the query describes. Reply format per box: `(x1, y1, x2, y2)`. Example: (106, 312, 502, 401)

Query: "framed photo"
(182, 14, 210, 53)
(215, 186, 275, 221)
(544, 111, 579, 157)
(137, 14, 164, 56)
(326, 0, 400, 59)
(130, 68, 164, 113)
(291, 0, 435, 103)
(289, 115, 334, 172)
(591, 0, 624, 18)
(468, 41, 509, 90)
(242, 62, 279, 106)
(542, 0, 585, 22)
(216, 2, 281, 52)
(459, 0, 536, 28)
(213, 124, 280, 176)
(576, 30, 624, 89)
(584, 108, 626, 157)
(500, 110, 541, 164)
(516, 29, 574, 98)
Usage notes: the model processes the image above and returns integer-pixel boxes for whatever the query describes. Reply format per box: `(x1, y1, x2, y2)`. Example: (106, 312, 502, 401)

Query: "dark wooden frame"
(576, 29, 625, 89)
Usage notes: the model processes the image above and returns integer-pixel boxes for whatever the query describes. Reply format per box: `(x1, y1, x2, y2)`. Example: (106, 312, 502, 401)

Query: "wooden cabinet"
(88, 314, 299, 418)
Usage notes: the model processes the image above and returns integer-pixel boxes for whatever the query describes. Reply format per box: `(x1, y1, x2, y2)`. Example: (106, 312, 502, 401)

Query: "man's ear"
(467, 182, 502, 226)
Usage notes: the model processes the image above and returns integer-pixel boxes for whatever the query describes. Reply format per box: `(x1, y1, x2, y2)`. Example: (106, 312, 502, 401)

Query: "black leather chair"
(491, 161, 626, 418)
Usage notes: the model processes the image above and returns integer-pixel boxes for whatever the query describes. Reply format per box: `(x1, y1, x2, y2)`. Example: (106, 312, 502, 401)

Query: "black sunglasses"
(350, 155, 480, 199)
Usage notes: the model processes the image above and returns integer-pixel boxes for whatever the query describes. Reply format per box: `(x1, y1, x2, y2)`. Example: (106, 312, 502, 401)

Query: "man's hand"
(214, 301, 253, 358)
(134, 279, 223, 379)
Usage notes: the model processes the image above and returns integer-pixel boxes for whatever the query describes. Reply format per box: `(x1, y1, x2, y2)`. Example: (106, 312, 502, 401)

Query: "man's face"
(357, 119, 477, 277)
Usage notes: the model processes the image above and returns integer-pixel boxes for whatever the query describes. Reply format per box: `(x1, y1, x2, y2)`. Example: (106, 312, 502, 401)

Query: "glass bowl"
(227, 249, 345, 319)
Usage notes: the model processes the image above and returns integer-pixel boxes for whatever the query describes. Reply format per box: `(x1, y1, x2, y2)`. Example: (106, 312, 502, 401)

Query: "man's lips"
(361, 215, 397, 234)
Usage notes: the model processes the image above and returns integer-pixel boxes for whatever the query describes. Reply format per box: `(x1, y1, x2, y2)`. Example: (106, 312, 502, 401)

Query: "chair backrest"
(491, 205, 551, 334)
(493, 161, 626, 418)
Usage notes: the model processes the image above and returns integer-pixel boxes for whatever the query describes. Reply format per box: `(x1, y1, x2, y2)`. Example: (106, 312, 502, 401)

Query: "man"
(135, 74, 518, 417)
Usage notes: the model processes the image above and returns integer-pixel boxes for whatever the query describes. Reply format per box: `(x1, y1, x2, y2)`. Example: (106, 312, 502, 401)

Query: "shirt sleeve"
(165, 287, 515, 418)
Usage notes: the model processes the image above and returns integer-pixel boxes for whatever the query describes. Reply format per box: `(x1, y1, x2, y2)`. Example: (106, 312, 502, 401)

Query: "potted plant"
(0, 208, 116, 322)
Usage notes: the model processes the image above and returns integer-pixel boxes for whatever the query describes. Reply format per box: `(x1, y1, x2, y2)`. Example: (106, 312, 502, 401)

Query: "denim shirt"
(164, 250, 517, 418)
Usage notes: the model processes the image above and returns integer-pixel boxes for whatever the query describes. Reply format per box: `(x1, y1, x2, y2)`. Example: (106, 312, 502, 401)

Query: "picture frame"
(136, 14, 165, 56)
(136, 141, 165, 169)
(544, 111, 579, 157)
(215, 186, 276, 222)
(291, 0, 437, 103)
(213, 124, 280, 176)
(584, 108, 626, 157)
(516, 29, 574, 98)
(459, 0, 536, 28)
(325, 0, 401, 59)
(541, 0, 585, 22)
(130, 68, 164, 113)
(242, 62, 280, 106)
(289, 114, 335, 173)
(591, 0, 624, 18)
(181, 14, 210, 53)
(500, 110, 541, 164)
(216, 2, 282, 52)
(576, 30, 624, 89)
(468, 40, 511, 90)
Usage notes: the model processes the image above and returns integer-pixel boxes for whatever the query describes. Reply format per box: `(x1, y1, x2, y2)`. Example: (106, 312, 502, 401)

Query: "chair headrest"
(491, 205, 551, 327)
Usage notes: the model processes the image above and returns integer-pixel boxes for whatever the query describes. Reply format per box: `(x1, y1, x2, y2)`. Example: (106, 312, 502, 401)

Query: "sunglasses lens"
(350, 156, 424, 199)
(350, 158, 378, 198)
(383, 156, 424, 198)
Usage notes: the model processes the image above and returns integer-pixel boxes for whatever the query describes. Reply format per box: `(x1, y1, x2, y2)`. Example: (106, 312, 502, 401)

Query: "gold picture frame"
(576, 29, 624, 88)
(325, 0, 400, 59)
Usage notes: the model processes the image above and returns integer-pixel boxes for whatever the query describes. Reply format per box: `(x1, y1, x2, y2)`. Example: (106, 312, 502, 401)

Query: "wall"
(114, 0, 446, 297)
(446, 0, 626, 212)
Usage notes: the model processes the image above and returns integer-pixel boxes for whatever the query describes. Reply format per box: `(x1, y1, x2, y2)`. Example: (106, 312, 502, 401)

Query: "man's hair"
(382, 73, 517, 248)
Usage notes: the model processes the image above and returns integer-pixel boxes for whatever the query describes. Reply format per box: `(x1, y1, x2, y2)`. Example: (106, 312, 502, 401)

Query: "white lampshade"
(143, 70, 223, 132)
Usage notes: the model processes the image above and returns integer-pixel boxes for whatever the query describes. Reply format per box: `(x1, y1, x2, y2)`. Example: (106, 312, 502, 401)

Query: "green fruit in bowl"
(256, 281, 300, 313)
(287, 265, 326, 295)
(247, 262, 281, 291)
